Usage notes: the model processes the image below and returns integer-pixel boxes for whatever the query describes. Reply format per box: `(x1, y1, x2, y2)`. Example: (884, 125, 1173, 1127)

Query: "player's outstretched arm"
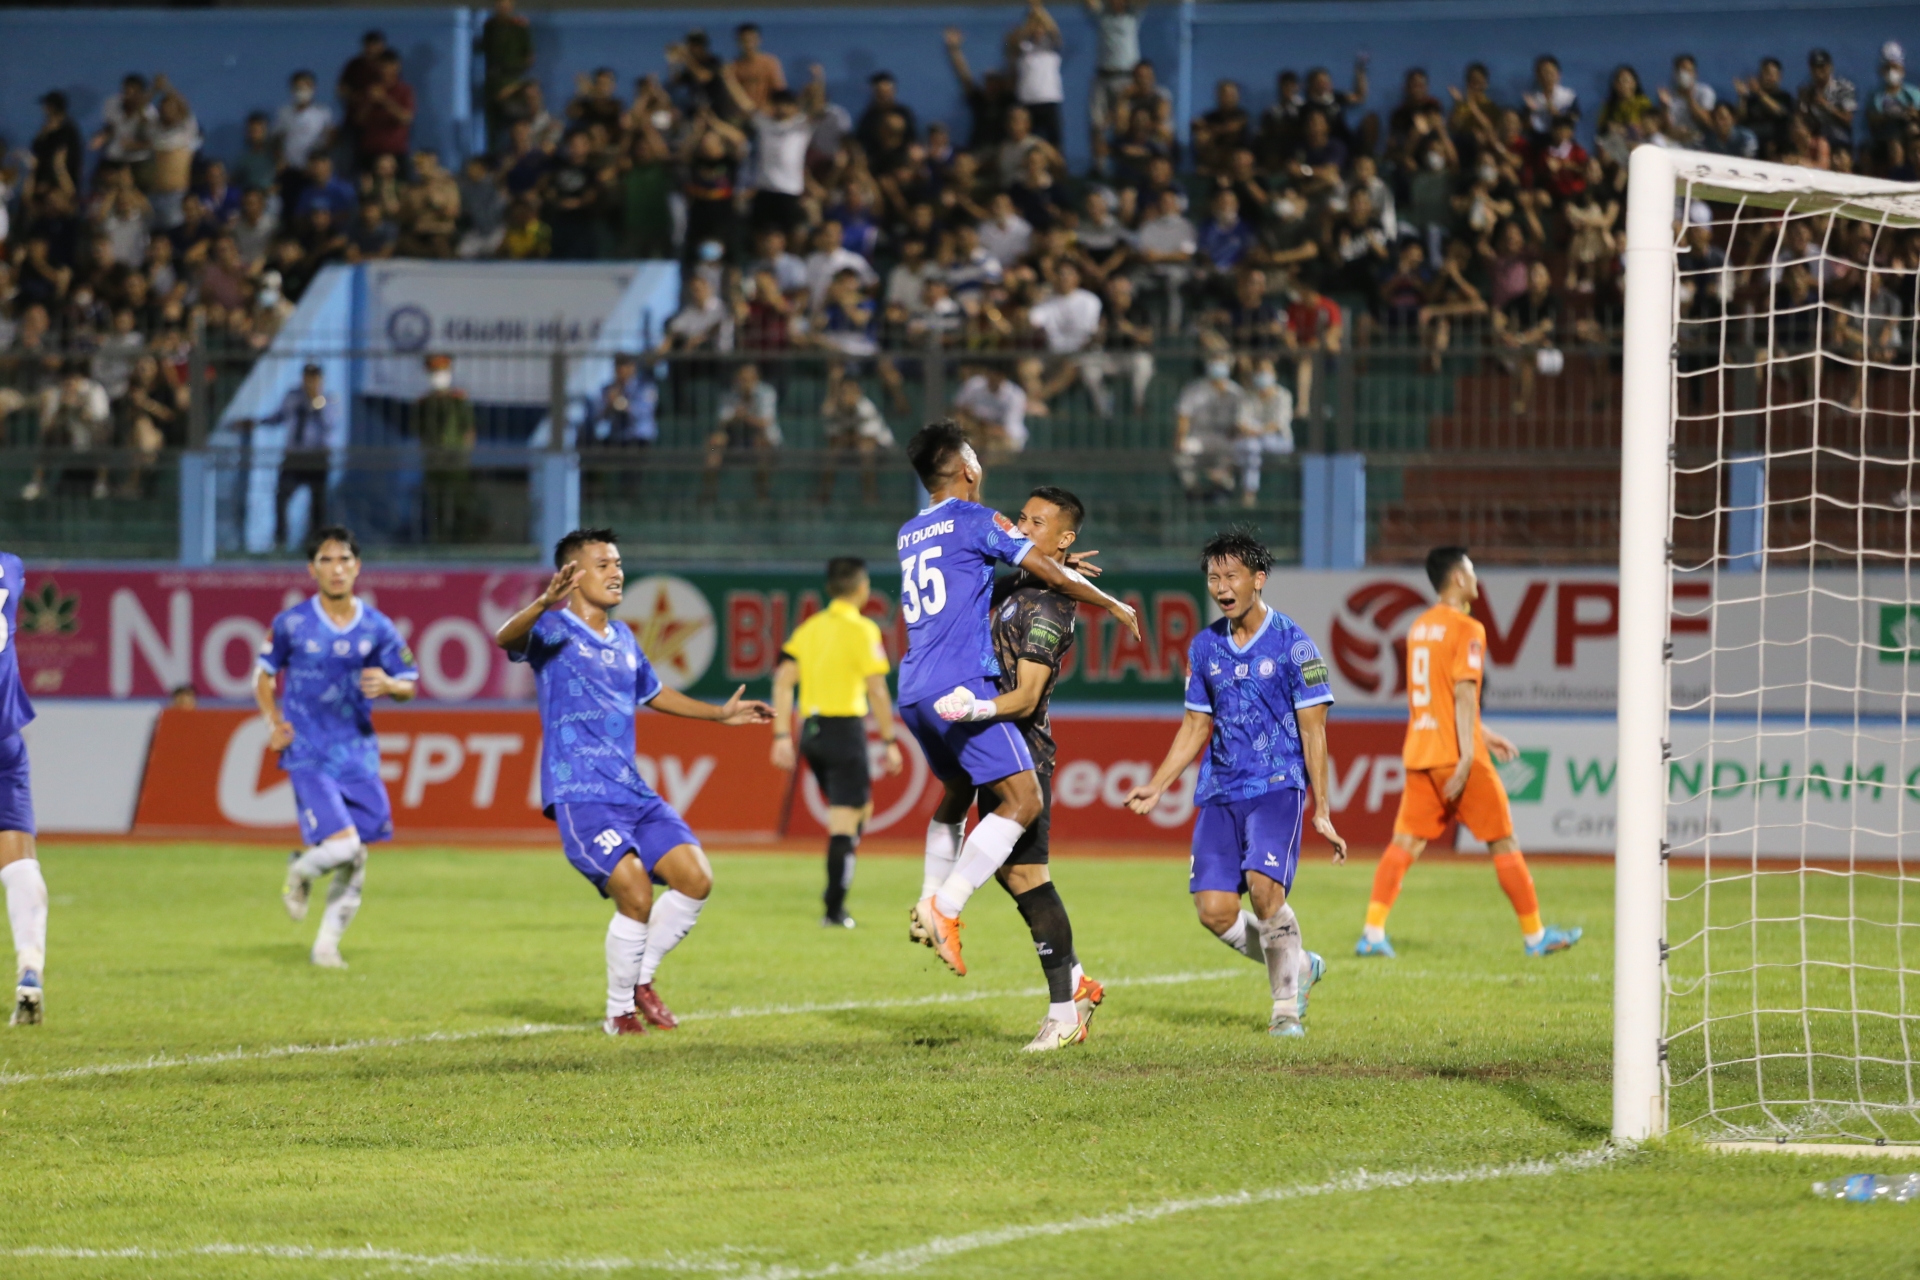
(769, 658, 798, 770)
(1296, 702, 1347, 863)
(650, 684, 775, 726)
(1484, 726, 1518, 763)
(253, 666, 293, 751)
(493, 563, 582, 653)
(1018, 553, 1139, 639)
(1124, 709, 1212, 814)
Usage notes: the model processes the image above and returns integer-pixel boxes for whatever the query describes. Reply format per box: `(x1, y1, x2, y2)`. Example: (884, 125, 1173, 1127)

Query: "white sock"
(934, 813, 1026, 917)
(1070, 961, 1085, 990)
(921, 819, 964, 898)
(293, 833, 361, 881)
(312, 852, 366, 955)
(1524, 928, 1545, 947)
(1048, 1000, 1078, 1024)
(1363, 923, 1387, 943)
(1258, 905, 1303, 1013)
(638, 890, 705, 985)
(2, 859, 49, 975)
(1218, 908, 1267, 963)
(605, 912, 648, 1018)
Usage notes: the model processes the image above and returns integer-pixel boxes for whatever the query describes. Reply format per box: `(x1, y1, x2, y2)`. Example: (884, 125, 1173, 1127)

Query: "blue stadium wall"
(2, 0, 1910, 175)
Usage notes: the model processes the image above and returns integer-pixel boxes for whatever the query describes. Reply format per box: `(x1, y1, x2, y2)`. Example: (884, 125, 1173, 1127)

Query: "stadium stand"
(1, 4, 1914, 564)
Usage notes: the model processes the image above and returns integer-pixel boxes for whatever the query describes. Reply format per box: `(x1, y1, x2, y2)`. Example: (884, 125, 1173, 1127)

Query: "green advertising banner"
(615, 569, 1208, 702)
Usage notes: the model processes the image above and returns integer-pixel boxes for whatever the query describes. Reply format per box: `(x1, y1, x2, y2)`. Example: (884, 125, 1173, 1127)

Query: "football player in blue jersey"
(257, 527, 420, 969)
(1125, 529, 1347, 1037)
(494, 529, 773, 1037)
(895, 421, 1139, 990)
(0, 550, 47, 1025)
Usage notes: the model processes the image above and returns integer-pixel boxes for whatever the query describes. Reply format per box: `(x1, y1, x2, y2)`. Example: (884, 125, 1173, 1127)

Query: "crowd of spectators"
(4, 0, 1919, 507)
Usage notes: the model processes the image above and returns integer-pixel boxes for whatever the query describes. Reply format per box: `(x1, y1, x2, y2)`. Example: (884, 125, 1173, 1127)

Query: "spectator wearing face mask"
(1235, 357, 1294, 510)
(1174, 352, 1243, 502)
(1869, 43, 1920, 154)
(417, 353, 483, 543)
(274, 71, 335, 212)
(1659, 54, 1717, 148)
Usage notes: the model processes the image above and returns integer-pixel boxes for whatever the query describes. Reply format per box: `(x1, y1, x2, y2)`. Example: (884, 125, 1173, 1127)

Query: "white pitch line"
(0, 970, 1247, 1088)
(0, 1147, 1623, 1275)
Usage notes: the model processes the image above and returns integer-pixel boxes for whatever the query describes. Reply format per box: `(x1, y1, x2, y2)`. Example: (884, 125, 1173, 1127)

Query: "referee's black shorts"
(978, 773, 1052, 866)
(800, 716, 871, 807)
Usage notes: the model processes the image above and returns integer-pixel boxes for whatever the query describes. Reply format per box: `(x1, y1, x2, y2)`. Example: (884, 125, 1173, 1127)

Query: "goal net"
(1615, 148, 1920, 1146)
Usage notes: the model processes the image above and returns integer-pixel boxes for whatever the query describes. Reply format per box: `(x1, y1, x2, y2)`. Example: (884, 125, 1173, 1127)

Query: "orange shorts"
(1394, 757, 1514, 844)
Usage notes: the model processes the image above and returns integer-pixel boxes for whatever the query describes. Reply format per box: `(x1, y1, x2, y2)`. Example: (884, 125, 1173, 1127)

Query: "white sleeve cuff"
(1184, 700, 1213, 715)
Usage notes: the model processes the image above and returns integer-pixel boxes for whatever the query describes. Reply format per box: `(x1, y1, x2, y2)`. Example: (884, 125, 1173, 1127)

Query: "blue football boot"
(1354, 933, 1396, 958)
(1525, 926, 1584, 957)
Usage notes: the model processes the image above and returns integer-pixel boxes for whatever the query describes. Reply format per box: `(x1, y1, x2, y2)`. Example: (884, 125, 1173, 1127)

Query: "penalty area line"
(0, 969, 1246, 1088)
(0, 1147, 1623, 1275)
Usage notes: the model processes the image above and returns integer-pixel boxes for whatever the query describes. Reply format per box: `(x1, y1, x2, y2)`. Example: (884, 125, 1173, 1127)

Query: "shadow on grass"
(1488, 1078, 1610, 1141)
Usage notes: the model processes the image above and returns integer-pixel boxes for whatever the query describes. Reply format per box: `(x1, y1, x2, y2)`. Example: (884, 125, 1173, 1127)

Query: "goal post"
(1615, 147, 1920, 1146)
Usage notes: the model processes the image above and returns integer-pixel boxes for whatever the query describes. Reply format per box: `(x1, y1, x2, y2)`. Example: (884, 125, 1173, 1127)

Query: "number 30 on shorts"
(898, 548, 948, 622)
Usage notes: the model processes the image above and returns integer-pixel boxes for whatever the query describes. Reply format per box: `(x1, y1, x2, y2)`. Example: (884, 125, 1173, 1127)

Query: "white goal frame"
(1614, 147, 1920, 1144)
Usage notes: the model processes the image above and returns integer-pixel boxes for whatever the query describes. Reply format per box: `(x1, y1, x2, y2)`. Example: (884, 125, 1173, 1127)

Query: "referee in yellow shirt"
(771, 557, 903, 927)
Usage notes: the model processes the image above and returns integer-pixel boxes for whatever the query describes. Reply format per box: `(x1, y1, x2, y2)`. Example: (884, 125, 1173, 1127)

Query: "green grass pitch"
(1, 844, 1916, 1278)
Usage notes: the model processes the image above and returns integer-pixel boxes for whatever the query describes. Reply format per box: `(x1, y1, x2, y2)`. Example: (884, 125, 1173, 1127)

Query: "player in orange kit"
(1355, 546, 1583, 959)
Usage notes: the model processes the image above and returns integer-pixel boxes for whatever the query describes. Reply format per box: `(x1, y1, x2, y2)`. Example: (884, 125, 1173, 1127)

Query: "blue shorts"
(0, 732, 35, 837)
(901, 680, 1035, 786)
(1190, 789, 1306, 896)
(290, 769, 394, 846)
(552, 797, 697, 897)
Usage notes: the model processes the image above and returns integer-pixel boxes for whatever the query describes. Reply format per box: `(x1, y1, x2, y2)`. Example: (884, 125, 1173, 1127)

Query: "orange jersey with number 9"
(1401, 604, 1489, 771)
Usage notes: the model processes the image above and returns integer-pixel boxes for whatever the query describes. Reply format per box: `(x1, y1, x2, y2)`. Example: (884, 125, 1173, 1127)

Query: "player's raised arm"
(649, 684, 775, 725)
(1018, 551, 1140, 639)
(1295, 703, 1346, 862)
(494, 562, 581, 653)
(1125, 708, 1212, 814)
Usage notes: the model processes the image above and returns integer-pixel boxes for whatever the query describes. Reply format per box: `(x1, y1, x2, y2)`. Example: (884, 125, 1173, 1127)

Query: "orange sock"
(1492, 850, 1542, 937)
(1365, 843, 1415, 930)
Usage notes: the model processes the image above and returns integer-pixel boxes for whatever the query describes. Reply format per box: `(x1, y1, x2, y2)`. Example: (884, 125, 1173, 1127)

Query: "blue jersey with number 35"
(0, 552, 36, 741)
(895, 499, 1034, 705)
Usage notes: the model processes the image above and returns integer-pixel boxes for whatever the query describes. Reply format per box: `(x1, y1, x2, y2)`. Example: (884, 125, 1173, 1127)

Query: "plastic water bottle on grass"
(1811, 1174, 1920, 1202)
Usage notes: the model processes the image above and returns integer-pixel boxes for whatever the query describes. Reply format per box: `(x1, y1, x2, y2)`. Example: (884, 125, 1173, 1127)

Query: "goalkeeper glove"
(934, 685, 997, 723)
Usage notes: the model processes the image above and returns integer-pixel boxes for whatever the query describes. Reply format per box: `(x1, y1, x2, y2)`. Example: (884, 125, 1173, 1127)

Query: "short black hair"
(1425, 545, 1471, 591)
(291, 69, 316, 83)
(306, 525, 360, 560)
(554, 526, 620, 568)
(736, 21, 760, 35)
(1027, 485, 1085, 531)
(906, 420, 970, 488)
(1201, 527, 1273, 575)
(825, 557, 868, 598)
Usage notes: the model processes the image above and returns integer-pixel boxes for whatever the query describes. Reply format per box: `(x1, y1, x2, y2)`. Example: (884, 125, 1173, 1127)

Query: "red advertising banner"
(132, 709, 1407, 848)
(17, 568, 555, 703)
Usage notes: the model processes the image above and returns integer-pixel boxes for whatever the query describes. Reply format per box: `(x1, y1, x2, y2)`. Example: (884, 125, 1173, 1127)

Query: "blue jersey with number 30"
(0, 552, 36, 741)
(895, 499, 1034, 705)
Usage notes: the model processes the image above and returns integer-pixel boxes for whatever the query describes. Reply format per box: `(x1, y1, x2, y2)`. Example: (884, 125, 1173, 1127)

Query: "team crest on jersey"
(1234, 663, 1249, 679)
(1257, 657, 1276, 678)
(358, 639, 372, 655)
(333, 640, 351, 656)
(600, 649, 616, 665)
(1001, 600, 1017, 619)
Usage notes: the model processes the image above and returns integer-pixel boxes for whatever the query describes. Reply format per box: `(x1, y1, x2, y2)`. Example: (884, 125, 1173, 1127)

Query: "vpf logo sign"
(1329, 580, 1429, 696)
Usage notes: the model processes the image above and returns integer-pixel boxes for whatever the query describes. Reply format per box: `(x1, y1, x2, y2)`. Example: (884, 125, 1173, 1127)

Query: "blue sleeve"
(973, 506, 1034, 567)
(1183, 633, 1213, 714)
(256, 389, 293, 427)
(376, 617, 419, 682)
(257, 612, 293, 675)
(634, 646, 664, 705)
(508, 610, 565, 669)
(1285, 624, 1336, 709)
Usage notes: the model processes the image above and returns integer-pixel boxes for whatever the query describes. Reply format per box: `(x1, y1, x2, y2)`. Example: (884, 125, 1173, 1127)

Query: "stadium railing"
(0, 334, 1667, 567)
